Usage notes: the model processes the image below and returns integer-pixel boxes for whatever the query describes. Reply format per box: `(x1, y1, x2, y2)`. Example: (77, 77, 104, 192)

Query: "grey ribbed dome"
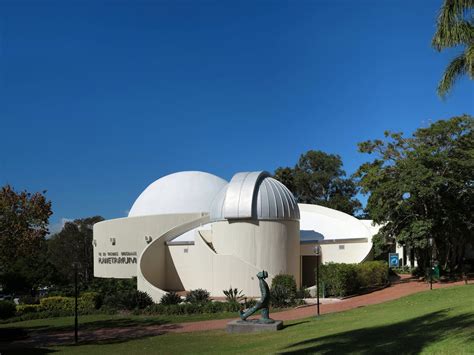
(210, 171, 299, 221)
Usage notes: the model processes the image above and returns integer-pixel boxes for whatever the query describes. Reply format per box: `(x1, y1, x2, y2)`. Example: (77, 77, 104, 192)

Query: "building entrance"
(302, 255, 318, 287)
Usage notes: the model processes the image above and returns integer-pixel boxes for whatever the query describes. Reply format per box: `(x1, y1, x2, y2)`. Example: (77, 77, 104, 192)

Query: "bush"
(357, 261, 389, 288)
(185, 289, 210, 304)
(79, 292, 101, 310)
(319, 262, 389, 297)
(223, 287, 245, 303)
(39, 296, 75, 313)
(16, 304, 40, 315)
(0, 301, 16, 319)
(271, 274, 297, 297)
(103, 290, 153, 310)
(38, 293, 101, 316)
(143, 301, 241, 316)
(270, 274, 297, 308)
(320, 263, 359, 297)
(160, 292, 182, 306)
(18, 295, 38, 305)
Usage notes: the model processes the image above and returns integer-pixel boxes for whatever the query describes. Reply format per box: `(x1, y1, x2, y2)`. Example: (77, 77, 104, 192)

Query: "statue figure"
(239, 270, 274, 324)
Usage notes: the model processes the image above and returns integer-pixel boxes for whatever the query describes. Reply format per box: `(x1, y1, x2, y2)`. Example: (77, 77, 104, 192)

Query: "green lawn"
(2, 285, 474, 354)
(0, 311, 238, 332)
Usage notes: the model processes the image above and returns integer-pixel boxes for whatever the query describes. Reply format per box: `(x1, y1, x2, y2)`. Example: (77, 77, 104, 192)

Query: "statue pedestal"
(226, 319, 283, 333)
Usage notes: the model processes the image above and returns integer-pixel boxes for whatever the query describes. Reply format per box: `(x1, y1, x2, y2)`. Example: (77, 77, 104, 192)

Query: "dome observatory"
(93, 170, 376, 302)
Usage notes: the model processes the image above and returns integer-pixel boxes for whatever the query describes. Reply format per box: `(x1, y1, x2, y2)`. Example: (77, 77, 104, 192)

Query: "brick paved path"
(10, 278, 469, 347)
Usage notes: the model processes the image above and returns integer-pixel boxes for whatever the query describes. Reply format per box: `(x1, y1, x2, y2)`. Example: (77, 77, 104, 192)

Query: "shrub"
(16, 304, 40, 315)
(39, 296, 74, 313)
(319, 263, 359, 297)
(142, 301, 241, 316)
(103, 290, 153, 310)
(296, 288, 311, 299)
(0, 301, 16, 319)
(79, 292, 101, 310)
(357, 261, 389, 288)
(223, 288, 245, 303)
(18, 295, 38, 305)
(271, 274, 297, 298)
(38, 293, 101, 316)
(160, 292, 182, 306)
(270, 274, 297, 308)
(185, 289, 210, 304)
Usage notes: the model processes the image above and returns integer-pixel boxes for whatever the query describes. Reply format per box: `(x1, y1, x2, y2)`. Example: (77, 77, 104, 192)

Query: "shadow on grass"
(1, 328, 58, 353)
(1, 317, 178, 350)
(283, 321, 310, 329)
(279, 310, 474, 354)
(36, 317, 170, 332)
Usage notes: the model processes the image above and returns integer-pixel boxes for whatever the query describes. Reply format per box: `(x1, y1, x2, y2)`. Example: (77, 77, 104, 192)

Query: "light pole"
(313, 244, 321, 317)
(72, 261, 81, 344)
(429, 238, 433, 290)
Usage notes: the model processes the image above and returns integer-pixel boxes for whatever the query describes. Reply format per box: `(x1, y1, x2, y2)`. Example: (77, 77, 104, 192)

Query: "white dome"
(129, 171, 228, 217)
(299, 204, 372, 241)
(210, 171, 300, 221)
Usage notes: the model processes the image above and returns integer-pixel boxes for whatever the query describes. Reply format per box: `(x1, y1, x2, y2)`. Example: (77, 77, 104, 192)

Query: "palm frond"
(432, 21, 474, 50)
(466, 44, 474, 78)
(432, 0, 474, 50)
(437, 53, 467, 98)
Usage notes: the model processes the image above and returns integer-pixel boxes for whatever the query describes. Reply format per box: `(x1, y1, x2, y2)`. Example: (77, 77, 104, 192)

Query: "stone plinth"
(226, 319, 283, 333)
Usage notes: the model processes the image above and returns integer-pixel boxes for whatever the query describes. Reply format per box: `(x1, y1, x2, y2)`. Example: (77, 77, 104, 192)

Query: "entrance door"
(302, 255, 318, 287)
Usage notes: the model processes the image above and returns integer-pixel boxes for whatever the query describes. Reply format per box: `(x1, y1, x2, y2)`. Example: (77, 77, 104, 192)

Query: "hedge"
(0, 301, 16, 319)
(271, 274, 298, 308)
(320, 261, 389, 297)
(16, 304, 41, 315)
(143, 301, 242, 316)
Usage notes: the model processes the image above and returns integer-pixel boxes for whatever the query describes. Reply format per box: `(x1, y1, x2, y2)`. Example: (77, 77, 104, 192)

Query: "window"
(339, 244, 345, 250)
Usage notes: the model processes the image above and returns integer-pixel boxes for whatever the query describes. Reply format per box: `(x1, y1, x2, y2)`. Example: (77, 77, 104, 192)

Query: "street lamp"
(429, 238, 433, 290)
(72, 261, 81, 344)
(313, 244, 322, 317)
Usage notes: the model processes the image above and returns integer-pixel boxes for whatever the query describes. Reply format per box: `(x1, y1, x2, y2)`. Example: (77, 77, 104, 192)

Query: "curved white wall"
(211, 220, 301, 289)
(93, 213, 205, 278)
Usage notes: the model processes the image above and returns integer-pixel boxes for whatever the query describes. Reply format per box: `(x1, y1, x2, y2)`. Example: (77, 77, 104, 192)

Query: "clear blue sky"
(1, 0, 472, 231)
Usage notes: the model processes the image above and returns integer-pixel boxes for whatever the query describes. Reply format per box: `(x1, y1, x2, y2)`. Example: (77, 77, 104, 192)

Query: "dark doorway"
(302, 255, 318, 287)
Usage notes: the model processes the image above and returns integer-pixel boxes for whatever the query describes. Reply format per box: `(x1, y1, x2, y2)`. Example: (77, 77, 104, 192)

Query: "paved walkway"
(8, 278, 470, 347)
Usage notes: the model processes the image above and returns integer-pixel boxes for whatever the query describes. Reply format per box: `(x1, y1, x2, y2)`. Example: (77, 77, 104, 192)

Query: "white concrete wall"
(211, 220, 301, 289)
(300, 241, 372, 264)
(167, 230, 262, 298)
(93, 213, 204, 278)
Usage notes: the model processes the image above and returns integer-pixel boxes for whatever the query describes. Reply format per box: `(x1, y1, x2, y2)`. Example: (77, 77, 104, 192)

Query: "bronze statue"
(239, 270, 274, 324)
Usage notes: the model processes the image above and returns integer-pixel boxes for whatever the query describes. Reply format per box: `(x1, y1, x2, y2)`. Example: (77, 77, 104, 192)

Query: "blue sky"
(1, 0, 472, 231)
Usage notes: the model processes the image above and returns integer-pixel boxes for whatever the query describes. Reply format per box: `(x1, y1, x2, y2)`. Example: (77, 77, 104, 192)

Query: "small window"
(339, 244, 345, 250)
(184, 248, 189, 253)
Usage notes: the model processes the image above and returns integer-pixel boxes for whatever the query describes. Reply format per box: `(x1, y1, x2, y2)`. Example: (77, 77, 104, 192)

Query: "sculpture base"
(226, 319, 283, 333)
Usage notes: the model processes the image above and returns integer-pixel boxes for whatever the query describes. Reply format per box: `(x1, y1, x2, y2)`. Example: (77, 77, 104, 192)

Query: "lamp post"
(429, 238, 433, 290)
(72, 262, 81, 344)
(313, 244, 321, 317)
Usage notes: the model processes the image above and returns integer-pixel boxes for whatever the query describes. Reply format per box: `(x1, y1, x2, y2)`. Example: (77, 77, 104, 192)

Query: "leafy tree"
(355, 115, 473, 272)
(0, 185, 52, 294)
(47, 216, 104, 287)
(432, 0, 473, 97)
(274, 150, 361, 215)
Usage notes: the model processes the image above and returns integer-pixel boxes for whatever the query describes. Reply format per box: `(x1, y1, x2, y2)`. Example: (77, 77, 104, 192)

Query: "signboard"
(389, 253, 399, 268)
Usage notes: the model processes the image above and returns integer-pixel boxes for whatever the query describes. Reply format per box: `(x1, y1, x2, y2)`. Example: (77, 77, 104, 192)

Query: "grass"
(0, 311, 238, 333)
(2, 285, 473, 354)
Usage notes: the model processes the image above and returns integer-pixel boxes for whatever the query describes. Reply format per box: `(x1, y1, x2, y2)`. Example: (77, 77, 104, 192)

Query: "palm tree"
(432, 0, 473, 98)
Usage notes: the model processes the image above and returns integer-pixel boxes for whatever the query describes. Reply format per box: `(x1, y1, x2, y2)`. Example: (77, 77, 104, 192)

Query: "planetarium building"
(93, 171, 375, 302)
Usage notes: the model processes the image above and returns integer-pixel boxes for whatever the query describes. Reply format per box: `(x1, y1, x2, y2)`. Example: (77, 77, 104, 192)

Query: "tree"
(0, 185, 53, 293)
(355, 115, 473, 272)
(47, 216, 104, 287)
(432, 0, 473, 97)
(274, 150, 361, 215)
